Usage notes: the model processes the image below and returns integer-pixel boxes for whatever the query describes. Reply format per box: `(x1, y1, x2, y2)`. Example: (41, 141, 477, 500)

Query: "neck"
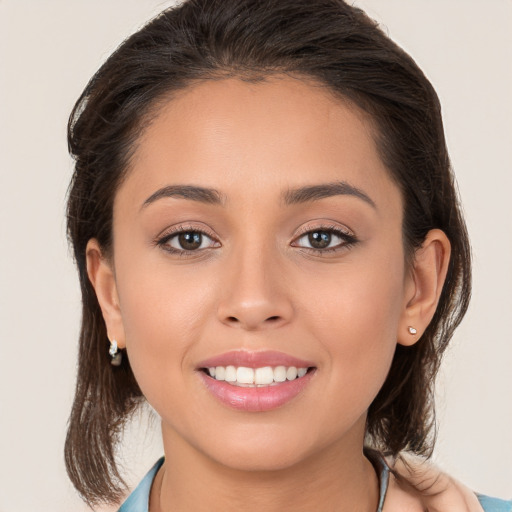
(150, 420, 379, 512)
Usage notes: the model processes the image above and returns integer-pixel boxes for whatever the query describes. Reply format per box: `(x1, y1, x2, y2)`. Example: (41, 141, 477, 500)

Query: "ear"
(398, 229, 451, 347)
(86, 239, 126, 349)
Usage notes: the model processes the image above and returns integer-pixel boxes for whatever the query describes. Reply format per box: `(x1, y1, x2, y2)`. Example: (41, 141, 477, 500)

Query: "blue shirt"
(118, 455, 511, 512)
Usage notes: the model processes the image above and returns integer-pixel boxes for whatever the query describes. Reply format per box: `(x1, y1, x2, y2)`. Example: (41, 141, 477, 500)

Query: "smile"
(204, 365, 309, 387)
(197, 350, 317, 412)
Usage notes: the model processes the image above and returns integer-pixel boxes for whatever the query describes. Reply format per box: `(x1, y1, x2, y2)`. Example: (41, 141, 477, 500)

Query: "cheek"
(114, 256, 217, 398)
(299, 249, 406, 403)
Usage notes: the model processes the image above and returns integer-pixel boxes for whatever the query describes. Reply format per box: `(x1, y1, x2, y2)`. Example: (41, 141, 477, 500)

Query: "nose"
(216, 244, 294, 331)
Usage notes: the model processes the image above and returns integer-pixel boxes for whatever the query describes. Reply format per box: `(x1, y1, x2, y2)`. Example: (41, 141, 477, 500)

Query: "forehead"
(121, 75, 400, 212)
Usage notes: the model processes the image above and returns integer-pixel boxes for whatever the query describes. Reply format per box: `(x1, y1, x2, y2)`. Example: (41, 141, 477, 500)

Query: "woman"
(64, 0, 511, 510)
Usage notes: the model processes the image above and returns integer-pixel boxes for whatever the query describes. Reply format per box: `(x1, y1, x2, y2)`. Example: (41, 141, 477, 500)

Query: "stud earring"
(408, 326, 417, 335)
(109, 339, 123, 366)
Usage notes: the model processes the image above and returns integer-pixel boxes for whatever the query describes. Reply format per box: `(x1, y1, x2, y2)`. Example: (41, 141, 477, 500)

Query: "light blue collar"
(118, 451, 395, 512)
(118, 458, 164, 512)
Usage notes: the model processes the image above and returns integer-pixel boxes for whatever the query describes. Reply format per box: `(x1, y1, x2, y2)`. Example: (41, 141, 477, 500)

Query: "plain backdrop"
(0, 1, 511, 510)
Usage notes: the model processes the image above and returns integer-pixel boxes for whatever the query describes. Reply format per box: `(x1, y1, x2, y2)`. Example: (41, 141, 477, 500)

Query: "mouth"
(196, 350, 317, 412)
(199, 365, 314, 387)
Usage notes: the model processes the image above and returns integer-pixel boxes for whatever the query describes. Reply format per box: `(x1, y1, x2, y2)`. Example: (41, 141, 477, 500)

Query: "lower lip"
(198, 370, 315, 412)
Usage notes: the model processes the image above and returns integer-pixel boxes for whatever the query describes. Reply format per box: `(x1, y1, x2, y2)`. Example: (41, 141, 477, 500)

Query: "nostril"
(221, 313, 287, 330)
(228, 316, 280, 322)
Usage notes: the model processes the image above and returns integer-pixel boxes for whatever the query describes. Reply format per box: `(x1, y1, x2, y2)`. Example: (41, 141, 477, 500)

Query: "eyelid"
(291, 222, 358, 254)
(294, 222, 355, 239)
(153, 221, 357, 257)
(154, 223, 221, 254)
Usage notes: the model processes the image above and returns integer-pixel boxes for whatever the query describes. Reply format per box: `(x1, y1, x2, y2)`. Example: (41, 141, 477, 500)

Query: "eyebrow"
(141, 185, 225, 209)
(141, 180, 376, 210)
(282, 181, 376, 209)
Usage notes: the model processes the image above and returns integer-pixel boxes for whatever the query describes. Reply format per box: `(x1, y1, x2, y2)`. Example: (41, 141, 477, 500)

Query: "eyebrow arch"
(282, 181, 376, 209)
(141, 185, 225, 209)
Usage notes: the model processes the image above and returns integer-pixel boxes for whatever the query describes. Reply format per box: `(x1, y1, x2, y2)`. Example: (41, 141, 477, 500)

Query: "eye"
(292, 226, 357, 253)
(156, 227, 220, 254)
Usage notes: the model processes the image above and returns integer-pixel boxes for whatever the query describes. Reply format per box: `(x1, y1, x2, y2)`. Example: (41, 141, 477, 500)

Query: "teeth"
(225, 365, 237, 382)
(286, 366, 298, 380)
(236, 366, 254, 384)
(254, 366, 274, 385)
(209, 365, 310, 386)
(274, 366, 287, 383)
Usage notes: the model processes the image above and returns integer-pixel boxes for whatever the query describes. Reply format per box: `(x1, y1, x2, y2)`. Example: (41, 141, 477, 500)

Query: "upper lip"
(197, 350, 315, 369)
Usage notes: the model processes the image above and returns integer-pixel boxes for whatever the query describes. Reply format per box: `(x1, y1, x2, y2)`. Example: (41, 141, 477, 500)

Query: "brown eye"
(308, 231, 331, 249)
(159, 229, 218, 253)
(293, 227, 357, 253)
(178, 232, 202, 250)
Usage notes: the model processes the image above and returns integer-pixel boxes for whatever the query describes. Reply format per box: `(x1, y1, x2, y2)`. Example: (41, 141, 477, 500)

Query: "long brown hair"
(65, 0, 471, 504)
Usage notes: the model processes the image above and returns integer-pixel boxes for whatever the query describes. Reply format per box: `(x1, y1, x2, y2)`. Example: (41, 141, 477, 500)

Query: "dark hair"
(65, 0, 471, 505)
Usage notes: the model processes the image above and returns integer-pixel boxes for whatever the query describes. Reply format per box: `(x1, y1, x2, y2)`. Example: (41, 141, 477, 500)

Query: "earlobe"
(86, 239, 126, 349)
(398, 229, 451, 347)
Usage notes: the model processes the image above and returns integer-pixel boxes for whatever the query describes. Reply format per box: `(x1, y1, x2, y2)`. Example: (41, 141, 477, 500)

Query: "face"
(104, 76, 416, 471)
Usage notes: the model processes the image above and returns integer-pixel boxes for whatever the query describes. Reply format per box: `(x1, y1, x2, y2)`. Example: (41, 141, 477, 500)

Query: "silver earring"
(109, 339, 123, 366)
(408, 326, 417, 335)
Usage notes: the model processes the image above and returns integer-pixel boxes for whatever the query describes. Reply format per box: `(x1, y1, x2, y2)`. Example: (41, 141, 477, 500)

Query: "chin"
(208, 442, 310, 473)
(193, 421, 335, 473)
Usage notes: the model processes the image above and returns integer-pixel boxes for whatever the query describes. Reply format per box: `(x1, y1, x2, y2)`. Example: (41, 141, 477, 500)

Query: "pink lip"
(196, 350, 317, 412)
(197, 350, 315, 369)
(198, 369, 316, 412)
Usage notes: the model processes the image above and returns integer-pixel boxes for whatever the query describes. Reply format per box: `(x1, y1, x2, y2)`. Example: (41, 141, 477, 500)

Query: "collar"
(119, 451, 390, 511)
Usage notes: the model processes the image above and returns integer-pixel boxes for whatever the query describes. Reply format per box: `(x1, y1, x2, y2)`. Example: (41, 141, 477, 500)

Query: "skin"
(87, 76, 454, 511)
(384, 455, 485, 512)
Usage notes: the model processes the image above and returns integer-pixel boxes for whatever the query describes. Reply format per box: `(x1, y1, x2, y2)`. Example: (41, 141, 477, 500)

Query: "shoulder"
(477, 494, 512, 512)
(118, 458, 164, 512)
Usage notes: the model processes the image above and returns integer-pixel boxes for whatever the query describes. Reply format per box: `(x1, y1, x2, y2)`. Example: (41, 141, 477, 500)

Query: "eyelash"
(155, 224, 358, 257)
(292, 224, 358, 255)
(155, 224, 219, 256)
